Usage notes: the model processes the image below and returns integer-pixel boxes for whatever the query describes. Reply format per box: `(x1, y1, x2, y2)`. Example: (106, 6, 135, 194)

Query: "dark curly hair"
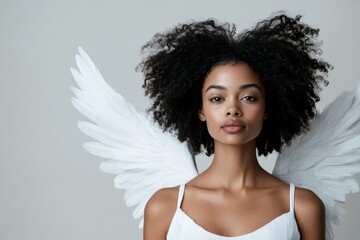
(137, 12, 331, 156)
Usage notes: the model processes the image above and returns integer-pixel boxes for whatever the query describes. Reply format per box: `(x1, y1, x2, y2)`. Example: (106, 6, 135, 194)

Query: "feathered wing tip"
(273, 82, 360, 240)
(71, 47, 198, 228)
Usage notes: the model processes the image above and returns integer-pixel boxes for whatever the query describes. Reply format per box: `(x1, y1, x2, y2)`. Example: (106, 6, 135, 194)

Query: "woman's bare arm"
(143, 187, 178, 240)
(295, 188, 326, 240)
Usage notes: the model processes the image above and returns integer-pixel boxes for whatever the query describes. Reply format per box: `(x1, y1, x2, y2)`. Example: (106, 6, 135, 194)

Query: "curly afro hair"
(137, 12, 331, 156)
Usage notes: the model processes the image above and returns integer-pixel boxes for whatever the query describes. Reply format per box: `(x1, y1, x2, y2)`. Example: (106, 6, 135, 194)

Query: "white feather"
(70, 47, 198, 228)
(273, 83, 360, 240)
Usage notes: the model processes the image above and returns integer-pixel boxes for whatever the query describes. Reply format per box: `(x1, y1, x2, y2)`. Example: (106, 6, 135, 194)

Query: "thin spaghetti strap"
(289, 183, 295, 212)
(177, 184, 185, 208)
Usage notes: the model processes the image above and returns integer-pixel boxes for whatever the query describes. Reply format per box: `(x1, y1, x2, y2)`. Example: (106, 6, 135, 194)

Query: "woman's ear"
(199, 110, 206, 121)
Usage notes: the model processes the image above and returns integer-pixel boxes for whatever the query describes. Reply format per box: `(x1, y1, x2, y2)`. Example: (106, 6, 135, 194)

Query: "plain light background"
(1, 0, 360, 239)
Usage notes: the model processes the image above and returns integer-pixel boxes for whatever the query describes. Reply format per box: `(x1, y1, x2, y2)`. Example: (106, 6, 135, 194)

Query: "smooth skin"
(143, 63, 325, 240)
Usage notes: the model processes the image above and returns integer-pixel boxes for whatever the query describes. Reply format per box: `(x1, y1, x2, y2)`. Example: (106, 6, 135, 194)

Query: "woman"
(141, 13, 329, 239)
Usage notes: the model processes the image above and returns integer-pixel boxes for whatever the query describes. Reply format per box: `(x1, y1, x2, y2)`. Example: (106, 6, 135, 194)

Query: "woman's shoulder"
(294, 186, 325, 214)
(144, 186, 179, 222)
(145, 186, 179, 215)
(293, 186, 326, 238)
(143, 186, 180, 239)
(268, 175, 324, 211)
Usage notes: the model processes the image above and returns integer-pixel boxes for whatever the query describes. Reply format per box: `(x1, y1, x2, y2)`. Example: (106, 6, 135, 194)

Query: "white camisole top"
(166, 183, 300, 240)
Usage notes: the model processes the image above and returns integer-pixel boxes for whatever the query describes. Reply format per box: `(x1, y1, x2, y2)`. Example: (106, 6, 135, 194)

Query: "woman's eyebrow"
(205, 83, 262, 92)
(205, 85, 226, 92)
(239, 83, 262, 91)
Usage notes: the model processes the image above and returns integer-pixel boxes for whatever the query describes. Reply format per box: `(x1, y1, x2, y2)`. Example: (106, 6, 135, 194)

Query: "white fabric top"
(166, 183, 300, 240)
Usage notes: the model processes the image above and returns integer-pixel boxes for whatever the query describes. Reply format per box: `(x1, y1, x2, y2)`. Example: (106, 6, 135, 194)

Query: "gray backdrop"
(1, 0, 360, 239)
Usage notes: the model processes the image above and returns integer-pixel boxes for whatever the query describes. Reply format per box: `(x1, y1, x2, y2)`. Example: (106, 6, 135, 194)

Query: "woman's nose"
(226, 100, 242, 117)
(226, 110, 241, 116)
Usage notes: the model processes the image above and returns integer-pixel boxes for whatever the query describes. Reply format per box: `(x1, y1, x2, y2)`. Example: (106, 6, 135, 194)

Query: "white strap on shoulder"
(289, 183, 295, 212)
(177, 184, 185, 208)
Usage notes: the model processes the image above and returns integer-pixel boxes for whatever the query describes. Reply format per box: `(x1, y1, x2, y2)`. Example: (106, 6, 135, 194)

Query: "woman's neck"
(203, 140, 265, 191)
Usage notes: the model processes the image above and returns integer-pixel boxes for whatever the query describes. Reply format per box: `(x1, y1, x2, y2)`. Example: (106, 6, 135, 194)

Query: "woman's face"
(199, 63, 266, 148)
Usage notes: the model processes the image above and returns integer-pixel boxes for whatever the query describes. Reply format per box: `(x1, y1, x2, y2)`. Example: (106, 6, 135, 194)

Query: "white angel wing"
(273, 83, 360, 240)
(70, 47, 199, 228)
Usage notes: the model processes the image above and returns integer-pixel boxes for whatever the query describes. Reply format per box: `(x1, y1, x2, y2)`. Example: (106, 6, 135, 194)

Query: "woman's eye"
(210, 97, 223, 102)
(242, 96, 257, 102)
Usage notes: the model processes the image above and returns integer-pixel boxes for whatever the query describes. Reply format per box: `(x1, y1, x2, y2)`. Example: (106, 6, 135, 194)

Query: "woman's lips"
(221, 120, 245, 133)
